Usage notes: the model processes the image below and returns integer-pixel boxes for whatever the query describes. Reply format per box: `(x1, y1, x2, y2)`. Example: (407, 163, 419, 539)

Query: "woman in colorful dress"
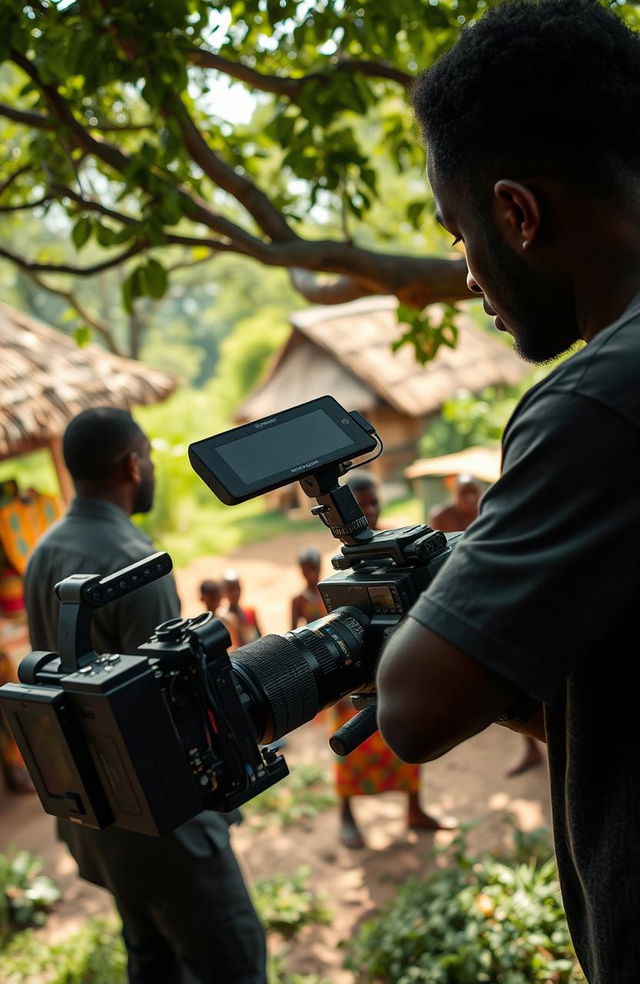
(332, 472, 453, 848)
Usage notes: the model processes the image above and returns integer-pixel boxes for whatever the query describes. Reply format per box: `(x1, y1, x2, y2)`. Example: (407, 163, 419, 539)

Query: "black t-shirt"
(411, 295, 640, 984)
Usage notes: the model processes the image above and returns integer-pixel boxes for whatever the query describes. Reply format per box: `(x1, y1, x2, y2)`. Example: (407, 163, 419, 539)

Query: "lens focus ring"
(232, 635, 320, 740)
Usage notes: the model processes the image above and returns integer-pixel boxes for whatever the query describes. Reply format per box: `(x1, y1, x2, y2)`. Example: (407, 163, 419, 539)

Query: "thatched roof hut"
(236, 297, 528, 481)
(0, 303, 176, 499)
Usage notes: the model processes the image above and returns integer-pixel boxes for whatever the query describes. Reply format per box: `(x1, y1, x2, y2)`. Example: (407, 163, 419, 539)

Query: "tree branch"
(9, 51, 270, 254)
(289, 269, 378, 305)
(90, 121, 152, 133)
(0, 165, 31, 197)
(334, 58, 412, 88)
(0, 101, 54, 129)
(22, 268, 124, 355)
(0, 196, 50, 213)
(4, 50, 469, 311)
(187, 48, 301, 97)
(163, 234, 241, 252)
(49, 183, 138, 226)
(167, 96, 296, 243)
(186, 49, 412, 98)
(0, 241, 146, 277)
(271, 243, 472, 308)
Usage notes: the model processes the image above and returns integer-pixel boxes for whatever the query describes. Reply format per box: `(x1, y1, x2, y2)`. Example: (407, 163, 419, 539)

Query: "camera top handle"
(19, 552, 173, 681)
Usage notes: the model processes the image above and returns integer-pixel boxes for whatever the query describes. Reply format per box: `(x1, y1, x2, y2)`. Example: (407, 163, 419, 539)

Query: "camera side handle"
(329, 703, 378, 756)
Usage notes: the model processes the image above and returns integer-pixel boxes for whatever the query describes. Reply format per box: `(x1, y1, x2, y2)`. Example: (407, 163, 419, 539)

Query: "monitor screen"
(217, 409, 353, 484)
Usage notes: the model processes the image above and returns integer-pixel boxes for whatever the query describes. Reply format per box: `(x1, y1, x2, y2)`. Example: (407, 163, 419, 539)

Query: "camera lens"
(230, 607, 372, 744)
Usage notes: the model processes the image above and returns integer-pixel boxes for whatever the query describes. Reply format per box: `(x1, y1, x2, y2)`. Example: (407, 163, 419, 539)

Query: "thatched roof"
(0, 303, 176, 460)
(405, 446, 501, 484)
(236, 296, 528, 422)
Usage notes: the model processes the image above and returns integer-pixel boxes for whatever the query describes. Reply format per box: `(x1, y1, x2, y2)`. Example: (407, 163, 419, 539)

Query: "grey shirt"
(25, 496, 236, 866)
(411, 295, 640, 984)
(25, 496, 181, 657)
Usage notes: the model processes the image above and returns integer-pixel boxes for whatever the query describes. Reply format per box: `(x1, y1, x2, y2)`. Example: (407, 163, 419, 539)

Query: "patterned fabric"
(0, 491, 62, 575)
(330, 701, 420, 797)
(0, 564, 25, 616)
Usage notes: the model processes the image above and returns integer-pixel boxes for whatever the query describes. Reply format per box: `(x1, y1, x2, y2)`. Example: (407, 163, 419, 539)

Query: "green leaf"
(122, 267, 141, 313)
(71, 217, 92, 250)
(73, 324, 92, 347)
(144, 258, 168, 299)
(407, 201, 427, 226)
(94, 222, 119, 247)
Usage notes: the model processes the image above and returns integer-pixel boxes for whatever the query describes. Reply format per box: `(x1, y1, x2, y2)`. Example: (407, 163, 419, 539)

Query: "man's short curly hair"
(413, 0, 640, 191)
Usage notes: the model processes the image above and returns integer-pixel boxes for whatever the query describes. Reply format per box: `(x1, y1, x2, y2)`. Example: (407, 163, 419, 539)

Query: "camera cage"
(0, 396, 460, 834)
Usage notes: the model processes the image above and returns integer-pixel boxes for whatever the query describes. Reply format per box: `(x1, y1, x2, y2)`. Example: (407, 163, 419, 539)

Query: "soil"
(0, 528, 551, 982)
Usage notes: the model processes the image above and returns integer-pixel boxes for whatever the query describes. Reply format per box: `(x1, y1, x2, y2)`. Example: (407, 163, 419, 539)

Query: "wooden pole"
(48, 436, 73, 506)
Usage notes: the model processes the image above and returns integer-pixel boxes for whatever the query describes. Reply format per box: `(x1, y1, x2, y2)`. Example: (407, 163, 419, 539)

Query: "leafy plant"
(253, 866, 332, 941)
(419, 383, 529, 458)
(0, 851, 60, 945)
(0, 0, 476, 343)
(241, 762, 336, 830)
(420, 344, 582, 459)
(0, 918, 126, 984)
(1, 867, 331, 983)
(343, 827, 585, 983)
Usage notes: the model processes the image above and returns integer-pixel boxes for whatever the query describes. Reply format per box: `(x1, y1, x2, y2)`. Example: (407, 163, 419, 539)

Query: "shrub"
(241, 762, 336, 829)
(0, 867, 330, 983)
(253, 866, 332, 941)
(0, 851, 60, 945)
(343, 828, 585, 984)
(0, 918, 127, 984)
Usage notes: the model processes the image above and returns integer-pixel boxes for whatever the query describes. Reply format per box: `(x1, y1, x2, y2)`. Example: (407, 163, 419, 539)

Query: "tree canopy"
(1, 0, 638, 358)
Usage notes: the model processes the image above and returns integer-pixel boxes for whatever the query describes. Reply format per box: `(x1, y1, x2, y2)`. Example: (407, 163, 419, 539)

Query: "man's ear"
(493, 179, 541, 251)
(122, 451, 141, 484)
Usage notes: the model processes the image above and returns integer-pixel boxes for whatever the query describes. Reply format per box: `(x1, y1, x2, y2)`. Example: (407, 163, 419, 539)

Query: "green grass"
(158, 492, 425, 567)
(0, 450, 59, 496)
(241, 762, 336, 830)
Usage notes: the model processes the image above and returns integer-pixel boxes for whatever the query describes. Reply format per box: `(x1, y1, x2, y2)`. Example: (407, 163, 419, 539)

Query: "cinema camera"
(0, 396, 460, 836)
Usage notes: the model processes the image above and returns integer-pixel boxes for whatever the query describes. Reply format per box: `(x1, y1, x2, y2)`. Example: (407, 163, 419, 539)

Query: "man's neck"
(572, 209, 640, 343)
(74, 486, 133, 518)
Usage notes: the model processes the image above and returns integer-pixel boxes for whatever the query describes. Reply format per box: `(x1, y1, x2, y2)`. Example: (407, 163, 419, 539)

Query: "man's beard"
(133, 478, 154, 515)
(513, 325, 579, 365)
(481, 225, 579, 364)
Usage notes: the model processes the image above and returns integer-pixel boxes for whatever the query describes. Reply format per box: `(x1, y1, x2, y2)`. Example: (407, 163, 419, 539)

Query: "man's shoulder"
(27, 509, 154, 579)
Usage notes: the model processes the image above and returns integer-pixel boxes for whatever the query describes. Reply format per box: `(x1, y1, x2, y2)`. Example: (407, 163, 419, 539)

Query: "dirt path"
(0, 528, 551, 981)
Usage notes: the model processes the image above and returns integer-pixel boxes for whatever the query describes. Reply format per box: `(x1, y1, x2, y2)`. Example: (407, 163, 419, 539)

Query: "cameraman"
(376, 2, 640, 982)
(25, 408, 266, 984)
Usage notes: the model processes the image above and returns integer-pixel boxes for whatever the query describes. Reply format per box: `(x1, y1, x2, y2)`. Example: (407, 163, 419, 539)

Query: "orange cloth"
(0, 491, 62, 575)
(0, 564, 25, 617)
(0, 649, 25, 768)
(330, 701, 420, 797)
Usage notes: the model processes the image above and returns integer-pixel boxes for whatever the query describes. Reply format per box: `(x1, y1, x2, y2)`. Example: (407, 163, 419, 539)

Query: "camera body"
(0, 396, 458, 835)
(1, 555, 289, 835)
